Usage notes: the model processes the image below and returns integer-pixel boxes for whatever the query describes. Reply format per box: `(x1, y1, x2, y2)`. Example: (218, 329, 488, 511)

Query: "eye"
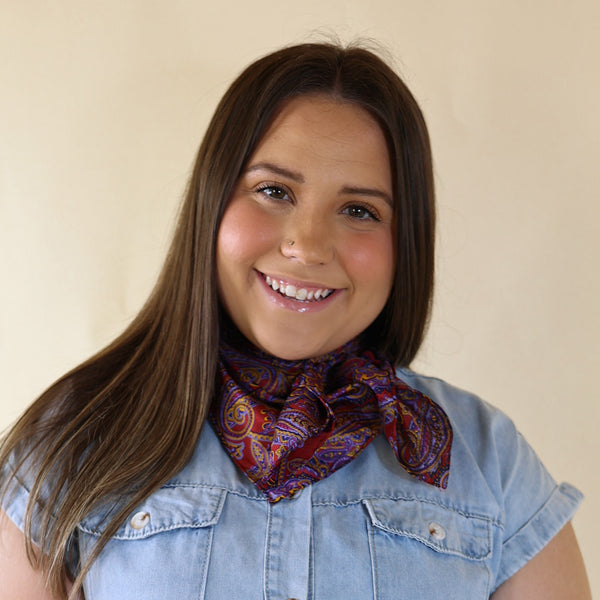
(256, 184, 291, 202)
(342, 203, 381, 222)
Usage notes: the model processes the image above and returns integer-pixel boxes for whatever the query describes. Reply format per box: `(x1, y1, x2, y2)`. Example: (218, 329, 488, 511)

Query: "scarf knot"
(211, 339, 452, 502)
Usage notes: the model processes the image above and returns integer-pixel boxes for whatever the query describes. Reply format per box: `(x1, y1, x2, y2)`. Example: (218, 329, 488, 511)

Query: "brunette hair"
(0, 42, 435, 598)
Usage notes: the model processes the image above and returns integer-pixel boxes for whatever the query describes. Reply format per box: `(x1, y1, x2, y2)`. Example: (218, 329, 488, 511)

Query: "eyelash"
(254, 184, 382, 222)
(255, 183, 291, 202)
(341, 202, 381, 222)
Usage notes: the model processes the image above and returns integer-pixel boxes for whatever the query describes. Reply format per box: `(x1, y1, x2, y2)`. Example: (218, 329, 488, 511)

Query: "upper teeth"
(265, 275, 333, 301)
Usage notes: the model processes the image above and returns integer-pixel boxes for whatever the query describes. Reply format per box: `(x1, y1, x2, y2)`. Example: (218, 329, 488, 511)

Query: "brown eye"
(257, 185, 290, 202)
(343, 204, 380, 221)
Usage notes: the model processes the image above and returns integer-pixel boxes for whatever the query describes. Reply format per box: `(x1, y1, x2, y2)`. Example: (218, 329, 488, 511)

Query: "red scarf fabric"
(211, 338, 452, 503)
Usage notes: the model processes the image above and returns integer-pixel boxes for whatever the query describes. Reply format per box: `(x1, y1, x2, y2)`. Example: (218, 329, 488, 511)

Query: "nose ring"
(288, 240, 295, 246)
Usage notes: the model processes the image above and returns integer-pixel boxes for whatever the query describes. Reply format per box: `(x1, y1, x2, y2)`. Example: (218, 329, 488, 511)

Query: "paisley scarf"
(211, 338, 452, 503)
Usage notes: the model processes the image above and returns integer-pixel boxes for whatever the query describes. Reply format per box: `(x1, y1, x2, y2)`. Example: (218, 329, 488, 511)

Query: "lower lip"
(255, 271, 341, 313)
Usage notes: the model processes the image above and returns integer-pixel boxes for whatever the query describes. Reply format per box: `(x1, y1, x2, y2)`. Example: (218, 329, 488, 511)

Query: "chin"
(251, 331, 346, 361)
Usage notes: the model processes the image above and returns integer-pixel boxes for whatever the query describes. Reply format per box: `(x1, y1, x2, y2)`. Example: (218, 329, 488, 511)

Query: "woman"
(0, 43, 590, 599)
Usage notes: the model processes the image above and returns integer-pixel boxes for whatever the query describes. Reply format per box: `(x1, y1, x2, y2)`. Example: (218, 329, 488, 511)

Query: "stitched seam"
(263, 502, 273, 600)
(308, 525, 315, 600)
(366, 516, 379, 600)
(313, 494, 501, 526)
(196, 519, 214, 600)
(78, 519, 216, 538)
(369, 524, 490, 561)
(78, 489, 227, 539)
(162, 481, 265, 501)
(364, 498, 493, 561)
(501, 484, 560, 545)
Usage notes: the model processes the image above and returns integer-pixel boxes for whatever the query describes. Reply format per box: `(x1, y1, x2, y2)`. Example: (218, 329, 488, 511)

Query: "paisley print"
(211, 339, 452, 502)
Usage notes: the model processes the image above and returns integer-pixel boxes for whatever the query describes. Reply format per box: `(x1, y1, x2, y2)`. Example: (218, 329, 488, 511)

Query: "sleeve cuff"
(495, 481, 583, 589)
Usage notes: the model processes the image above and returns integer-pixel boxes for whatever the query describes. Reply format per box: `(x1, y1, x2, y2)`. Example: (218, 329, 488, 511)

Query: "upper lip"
(257, 270, 339, 291)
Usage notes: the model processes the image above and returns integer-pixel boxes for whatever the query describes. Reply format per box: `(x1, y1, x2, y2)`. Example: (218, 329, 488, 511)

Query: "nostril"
(280, 236, 334, 265)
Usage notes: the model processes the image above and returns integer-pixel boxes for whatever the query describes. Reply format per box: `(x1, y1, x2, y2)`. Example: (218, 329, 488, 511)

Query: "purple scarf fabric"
(211, 338, 452, 503)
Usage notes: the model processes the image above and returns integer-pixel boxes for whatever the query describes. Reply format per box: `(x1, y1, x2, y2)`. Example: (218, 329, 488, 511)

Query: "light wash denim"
(3, 369, 582, 599)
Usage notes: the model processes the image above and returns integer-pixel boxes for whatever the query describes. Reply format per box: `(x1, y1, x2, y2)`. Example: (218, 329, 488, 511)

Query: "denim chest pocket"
(77, 485, 226, 600)
(364, 497, 493, 599)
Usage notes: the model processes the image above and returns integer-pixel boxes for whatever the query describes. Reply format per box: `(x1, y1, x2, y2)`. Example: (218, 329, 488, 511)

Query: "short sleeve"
(494, 428, 583, 588)
(2, 452, 81, 578)
(1, 455, 43, 543)
(396, 368, 584, 592)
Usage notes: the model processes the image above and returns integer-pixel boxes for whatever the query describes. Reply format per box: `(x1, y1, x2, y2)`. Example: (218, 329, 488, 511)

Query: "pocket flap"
(364, 497, 492, 560)
(79, 485, 226, 540)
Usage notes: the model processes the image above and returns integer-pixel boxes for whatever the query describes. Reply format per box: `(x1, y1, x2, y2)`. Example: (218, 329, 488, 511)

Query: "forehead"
(249, 94, 392, 185)
(265, 93, 382, 134)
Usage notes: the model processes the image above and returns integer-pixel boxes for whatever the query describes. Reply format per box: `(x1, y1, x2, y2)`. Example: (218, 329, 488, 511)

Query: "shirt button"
(428, 521, 446, 540)
(130, 511, 151, 530)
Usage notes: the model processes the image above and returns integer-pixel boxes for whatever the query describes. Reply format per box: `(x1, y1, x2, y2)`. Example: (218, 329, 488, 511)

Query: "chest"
(77, 434, 502, 600)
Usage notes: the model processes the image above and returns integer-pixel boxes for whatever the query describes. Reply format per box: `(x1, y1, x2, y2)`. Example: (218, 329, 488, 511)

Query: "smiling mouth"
(263, 274, 334, 302)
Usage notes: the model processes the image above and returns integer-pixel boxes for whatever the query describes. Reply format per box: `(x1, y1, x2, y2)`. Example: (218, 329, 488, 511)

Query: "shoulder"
(398, 368, 519, 495)
(397, 368, 583, 588)
(398, 367, 541, 470)
(397, 367, 579, 500)
(397, 367, 510, 433)
(398, 368, 530, 489)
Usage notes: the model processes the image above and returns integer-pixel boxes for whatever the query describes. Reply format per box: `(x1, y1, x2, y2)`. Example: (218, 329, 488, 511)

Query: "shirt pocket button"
(428, 521, 446, 541)
(130, 511, 151, 530)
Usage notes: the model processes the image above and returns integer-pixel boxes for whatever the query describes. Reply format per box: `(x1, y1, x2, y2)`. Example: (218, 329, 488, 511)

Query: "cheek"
(343, 233, 395, 297)
(217, 198, 273, 266)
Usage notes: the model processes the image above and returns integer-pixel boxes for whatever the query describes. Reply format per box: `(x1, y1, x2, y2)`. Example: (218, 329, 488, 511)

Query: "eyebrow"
(340, 185, 393, 207)
(245, 162, 305, 183)
(245, 161, 393, 207)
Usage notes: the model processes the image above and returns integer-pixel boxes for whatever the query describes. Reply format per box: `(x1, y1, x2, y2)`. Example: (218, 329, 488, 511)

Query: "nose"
(280, 213, 335, 265)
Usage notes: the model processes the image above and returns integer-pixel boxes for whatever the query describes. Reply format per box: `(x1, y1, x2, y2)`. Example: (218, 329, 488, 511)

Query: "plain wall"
(1, 0, 598, 592)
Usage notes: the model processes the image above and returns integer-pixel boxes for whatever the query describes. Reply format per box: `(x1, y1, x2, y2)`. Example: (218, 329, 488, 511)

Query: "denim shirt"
(3, 370, 582, 599)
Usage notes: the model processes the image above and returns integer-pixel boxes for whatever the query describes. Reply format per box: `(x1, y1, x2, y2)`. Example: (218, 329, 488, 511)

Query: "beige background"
(1, 0, 598, 592)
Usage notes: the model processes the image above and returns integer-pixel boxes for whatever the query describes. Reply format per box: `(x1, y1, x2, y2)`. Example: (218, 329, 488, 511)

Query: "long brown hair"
(0, 42, 435, 598)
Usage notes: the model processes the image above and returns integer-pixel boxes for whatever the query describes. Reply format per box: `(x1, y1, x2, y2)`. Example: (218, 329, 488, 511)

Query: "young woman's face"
(217, 95, 394, 360)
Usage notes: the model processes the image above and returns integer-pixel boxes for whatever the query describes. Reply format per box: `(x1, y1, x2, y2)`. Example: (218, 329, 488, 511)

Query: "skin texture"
(490, 523, 591, 599)
(217, 95, 395, 360)
(0, 509, 82, 600)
